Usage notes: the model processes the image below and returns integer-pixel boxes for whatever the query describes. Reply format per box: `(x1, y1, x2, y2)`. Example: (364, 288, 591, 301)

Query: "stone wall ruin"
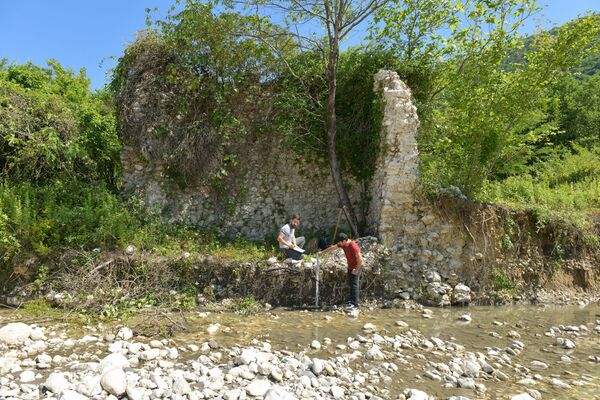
(121, 69, 597, 304)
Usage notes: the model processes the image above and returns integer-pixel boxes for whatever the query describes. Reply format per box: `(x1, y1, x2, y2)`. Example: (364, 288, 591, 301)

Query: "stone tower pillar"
(369, 70, 421, 247)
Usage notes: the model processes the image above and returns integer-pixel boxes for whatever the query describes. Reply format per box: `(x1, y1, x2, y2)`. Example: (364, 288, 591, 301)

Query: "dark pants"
(284, 248, 304, 260)
(347, 268, 361, 306)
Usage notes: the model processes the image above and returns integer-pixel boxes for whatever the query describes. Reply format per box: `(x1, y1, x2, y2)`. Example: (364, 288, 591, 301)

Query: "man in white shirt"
(277, 214, 305, 260)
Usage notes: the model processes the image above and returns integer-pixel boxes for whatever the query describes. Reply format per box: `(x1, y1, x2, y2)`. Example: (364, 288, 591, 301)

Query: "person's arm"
(318, 244, 338, 255)
(355, 252, 364, 269)
(277, 231, 296, 249)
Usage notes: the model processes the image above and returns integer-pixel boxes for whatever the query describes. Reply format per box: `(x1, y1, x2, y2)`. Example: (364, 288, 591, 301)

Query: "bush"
(480, 146, 600, 228)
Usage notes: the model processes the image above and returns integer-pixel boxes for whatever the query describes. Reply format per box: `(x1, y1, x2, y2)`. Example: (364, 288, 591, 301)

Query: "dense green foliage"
(0, 59, 270, 283)
(0, 61, 121, 187)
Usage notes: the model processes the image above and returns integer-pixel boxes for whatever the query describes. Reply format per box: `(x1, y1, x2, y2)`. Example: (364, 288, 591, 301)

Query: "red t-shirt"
(338, 240, 361, 269)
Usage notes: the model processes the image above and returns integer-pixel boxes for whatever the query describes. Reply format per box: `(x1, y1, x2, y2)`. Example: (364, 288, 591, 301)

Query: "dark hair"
(290, 214, 300, 220)
(336, 233, 348, 243)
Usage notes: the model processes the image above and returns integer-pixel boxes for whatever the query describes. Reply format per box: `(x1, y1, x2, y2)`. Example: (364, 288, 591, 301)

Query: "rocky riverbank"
(0, 302, 599, 400)
(4, 237, 599, 316)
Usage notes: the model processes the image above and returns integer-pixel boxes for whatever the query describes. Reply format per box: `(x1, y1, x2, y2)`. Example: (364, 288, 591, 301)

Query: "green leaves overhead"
(0, 61, 120, 187)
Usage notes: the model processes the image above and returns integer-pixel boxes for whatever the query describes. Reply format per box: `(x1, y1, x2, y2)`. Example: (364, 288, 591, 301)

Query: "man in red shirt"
(319, 233, 363, 311)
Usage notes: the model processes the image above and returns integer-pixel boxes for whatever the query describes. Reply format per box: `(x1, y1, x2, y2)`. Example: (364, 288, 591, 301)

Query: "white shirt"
(279, 224, 295, 249)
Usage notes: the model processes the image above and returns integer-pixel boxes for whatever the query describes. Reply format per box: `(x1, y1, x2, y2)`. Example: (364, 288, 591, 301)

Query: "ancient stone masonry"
(120, 69, 597, 306)
(369, 70, 421, 246)
(122, 145, 361, 240)
(369, 70, 474, 305)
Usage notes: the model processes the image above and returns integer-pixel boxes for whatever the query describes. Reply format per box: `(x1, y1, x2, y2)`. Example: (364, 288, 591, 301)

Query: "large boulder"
(0, 322, 32, 345)
(101, 368, 127, 396)
(99, 353, 130, 374)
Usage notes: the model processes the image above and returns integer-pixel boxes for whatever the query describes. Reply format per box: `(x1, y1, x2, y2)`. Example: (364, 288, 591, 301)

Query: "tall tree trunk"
(326, 41, 360, 237)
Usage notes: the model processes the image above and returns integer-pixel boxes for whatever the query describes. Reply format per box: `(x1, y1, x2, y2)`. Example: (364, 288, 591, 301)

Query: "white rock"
(140, 348, 161, 360)
(463, 360, 481, 377)
(100, 353, 130, 374)
(0, 356, 18, 374)
(363, 323, 376, 331)
(404, 388, 430, 400)
(330, 385, 345, 398)
(246, 379, 271, 397)
(116, 327, 133, 341)
(458, 314, 472, 322)
(518, 378, 537, 386)
(20, 370, 36, 382)
(556, 337, 575, 349)
(395, 320, 409, 328)
(458, 377, 476, 389)
(224, 388, 243, 400)
(366, 345, 385, 361)
(79, 374, 102, 396)
(530, 360, 548, 370)
(59, 390, 88, 400)
(0, 323, 32, 345)
(511, 394, 535, 400)
(452, 284, 472, 304)
(101, 368, 127, 396)
(125, 245, 136, 255)
(264, 386, 297, 400)
(126, 386, 146, 400)
(311, 358, 326, 375)
(172, 376, 191, 395)
(43, 372, 71, 394)
(550, 378, 571, 389)
(207, 324, 220, 335)
(30, 328, 46, 341)
(310, 340, 321, 349)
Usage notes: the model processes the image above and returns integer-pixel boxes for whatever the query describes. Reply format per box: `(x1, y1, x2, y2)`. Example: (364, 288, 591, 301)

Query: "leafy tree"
(0, 60, 120, 187)
(549, 73, 600, 149)
(374, 1, 600, 197)
(214, 0, 389, 236)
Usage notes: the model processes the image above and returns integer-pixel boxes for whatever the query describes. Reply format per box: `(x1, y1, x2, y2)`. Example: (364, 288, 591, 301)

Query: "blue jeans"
(347, 268, 361, 306)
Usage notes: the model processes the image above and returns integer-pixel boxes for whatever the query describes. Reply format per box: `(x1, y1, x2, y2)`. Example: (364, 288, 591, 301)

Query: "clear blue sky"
(1, 0, 597, 90)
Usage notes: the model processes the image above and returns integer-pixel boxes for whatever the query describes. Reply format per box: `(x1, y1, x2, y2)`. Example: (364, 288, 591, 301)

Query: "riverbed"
(1, 303, 599, 399)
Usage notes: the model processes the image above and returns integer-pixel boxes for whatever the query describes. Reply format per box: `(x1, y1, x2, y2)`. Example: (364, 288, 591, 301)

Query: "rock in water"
(404, 388, 430, 400)
(452, 284, 472, 304)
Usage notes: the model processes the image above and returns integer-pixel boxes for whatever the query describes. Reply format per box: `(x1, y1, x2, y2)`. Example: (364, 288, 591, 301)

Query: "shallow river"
(1, 303, 599, 399)
(176, 304, 600, 399)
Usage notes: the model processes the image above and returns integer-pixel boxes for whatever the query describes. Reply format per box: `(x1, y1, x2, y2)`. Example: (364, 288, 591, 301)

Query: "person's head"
(290, 214, 301, 229)
(336, 233, 349, 246)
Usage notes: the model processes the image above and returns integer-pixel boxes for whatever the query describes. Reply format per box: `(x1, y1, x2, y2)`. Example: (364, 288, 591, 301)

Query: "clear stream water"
(1, 303, 599, 399)
(174, 304, 600, 399)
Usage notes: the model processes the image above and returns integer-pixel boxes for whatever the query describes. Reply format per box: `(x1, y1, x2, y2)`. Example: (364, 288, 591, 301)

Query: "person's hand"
(351, 268, 358, 275)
